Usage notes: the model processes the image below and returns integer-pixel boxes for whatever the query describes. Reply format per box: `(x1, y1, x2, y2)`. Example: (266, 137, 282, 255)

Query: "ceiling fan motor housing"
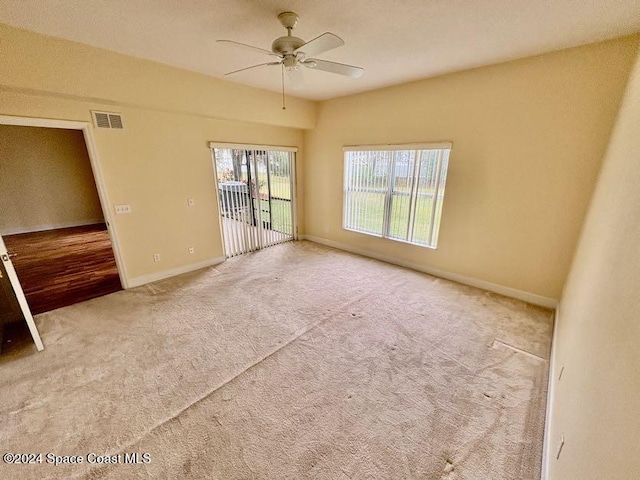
(272, 36, 305, 55)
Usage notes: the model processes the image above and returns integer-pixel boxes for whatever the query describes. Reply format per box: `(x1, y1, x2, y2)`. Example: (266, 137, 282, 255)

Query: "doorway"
(212, 145, 297, 258)
(0, 115, 126, 351)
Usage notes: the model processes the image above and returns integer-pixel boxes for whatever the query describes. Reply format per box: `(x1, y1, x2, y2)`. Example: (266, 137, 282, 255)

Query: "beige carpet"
(0, 241, 553, 479)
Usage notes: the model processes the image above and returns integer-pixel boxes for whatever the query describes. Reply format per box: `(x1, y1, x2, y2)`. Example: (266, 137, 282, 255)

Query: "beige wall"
(0, 24, 313, 283)
(0, 125, 103, 234)
(547, 50, 640, 480)
(0, 25, 315, 130)
(304, 36, 639, 302)
(1, 22, 637, 304)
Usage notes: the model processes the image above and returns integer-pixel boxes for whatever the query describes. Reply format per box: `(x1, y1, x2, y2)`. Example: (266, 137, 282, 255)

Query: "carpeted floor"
(0, 241, 553, 479)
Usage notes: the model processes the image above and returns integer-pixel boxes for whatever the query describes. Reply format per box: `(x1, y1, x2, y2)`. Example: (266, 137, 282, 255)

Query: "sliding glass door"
(212, 145, 296, 258)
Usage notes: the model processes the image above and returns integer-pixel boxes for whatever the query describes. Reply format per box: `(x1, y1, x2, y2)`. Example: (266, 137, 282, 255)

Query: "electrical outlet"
(114, 204, 132, 214)
(188, 247, 195, 254)
(153, 253, 160, 262)
(187, 198, 195, 207)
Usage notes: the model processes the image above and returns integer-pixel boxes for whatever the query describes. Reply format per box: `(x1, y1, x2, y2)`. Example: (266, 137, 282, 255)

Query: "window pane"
(431, 151, 450, 245)
(344, 151, 389, 236)
(411, 149, 450, 247)
(388, 151, 415, 240)
(411, 150, 437, 245)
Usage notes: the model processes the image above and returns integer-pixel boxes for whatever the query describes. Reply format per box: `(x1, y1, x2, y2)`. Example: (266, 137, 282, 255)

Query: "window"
(343, 143, 451, 248)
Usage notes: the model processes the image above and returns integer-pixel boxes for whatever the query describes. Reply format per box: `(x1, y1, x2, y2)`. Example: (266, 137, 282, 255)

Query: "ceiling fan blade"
(224, 62, 281, 76)
(216, 40, 280, 58)
(304, 59, 364, 78)
(286, 67, 306, 90)
(294, 32, 344, 58)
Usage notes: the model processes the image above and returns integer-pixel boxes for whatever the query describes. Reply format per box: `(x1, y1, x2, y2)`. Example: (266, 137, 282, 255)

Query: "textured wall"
(547, 49, 640, 479)
(0, 125, 103, 234)
(0, 24, 308, 283)
(304, 36, 639, 301)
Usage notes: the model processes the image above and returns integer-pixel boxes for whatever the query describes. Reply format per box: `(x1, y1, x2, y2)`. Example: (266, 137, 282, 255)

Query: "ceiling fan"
(217, 11, 363, 107)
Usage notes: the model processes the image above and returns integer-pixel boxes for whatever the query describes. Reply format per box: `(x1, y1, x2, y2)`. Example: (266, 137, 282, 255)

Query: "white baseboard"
(299, 234, 558, 309)
(127, 256, 226, 288)
(1, 219, 105, 236)
(541, 305, 560, 480)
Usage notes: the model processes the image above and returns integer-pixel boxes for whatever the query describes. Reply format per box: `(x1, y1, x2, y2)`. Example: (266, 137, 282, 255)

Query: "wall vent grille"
(92, 111, 124, 129)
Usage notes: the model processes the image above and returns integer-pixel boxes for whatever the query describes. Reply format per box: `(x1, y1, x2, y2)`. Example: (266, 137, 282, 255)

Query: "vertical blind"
(213, 147, 296, 258)
(343, 144, 451, 248)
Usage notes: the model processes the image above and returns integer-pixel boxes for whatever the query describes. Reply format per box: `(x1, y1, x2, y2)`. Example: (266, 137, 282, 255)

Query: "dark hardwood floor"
(3, 224, 122, 315)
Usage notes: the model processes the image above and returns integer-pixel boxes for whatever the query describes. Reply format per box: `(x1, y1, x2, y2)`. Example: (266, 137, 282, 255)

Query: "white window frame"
(342, 142, 452, 249)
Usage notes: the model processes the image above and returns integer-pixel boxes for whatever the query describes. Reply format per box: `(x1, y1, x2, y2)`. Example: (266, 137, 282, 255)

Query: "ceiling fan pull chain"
(281, 63, 286, 110)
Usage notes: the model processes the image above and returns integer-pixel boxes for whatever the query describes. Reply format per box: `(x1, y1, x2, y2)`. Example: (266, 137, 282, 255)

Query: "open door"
(0, 236, 43, 351)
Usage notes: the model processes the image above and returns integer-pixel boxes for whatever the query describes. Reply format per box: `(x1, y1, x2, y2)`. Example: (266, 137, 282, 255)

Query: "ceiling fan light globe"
(283, 56, 297, 69)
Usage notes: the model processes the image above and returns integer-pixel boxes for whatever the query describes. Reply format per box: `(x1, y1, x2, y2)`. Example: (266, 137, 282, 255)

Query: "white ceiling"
(1, 0, 639, 101)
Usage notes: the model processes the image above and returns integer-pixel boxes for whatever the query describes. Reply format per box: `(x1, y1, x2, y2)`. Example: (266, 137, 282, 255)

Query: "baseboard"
(127, 256, 226, 288)
(1, 219, 105, 236)
(541, 305, 560, 480)
(299, 234, 558, 309)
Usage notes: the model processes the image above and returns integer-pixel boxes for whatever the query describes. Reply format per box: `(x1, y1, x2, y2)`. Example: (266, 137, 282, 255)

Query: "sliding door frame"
(0, 114, 128, 289)
(209, 142, 298, 258)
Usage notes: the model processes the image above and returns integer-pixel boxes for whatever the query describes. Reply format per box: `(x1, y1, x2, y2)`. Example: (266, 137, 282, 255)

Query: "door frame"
(209, 142, 299, 257)
(0, 236, 44, 351)
(0, 114, 128, 289)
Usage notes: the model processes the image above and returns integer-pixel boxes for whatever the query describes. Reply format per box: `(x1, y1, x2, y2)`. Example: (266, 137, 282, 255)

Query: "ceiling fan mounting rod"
(272, 12, 304, 55)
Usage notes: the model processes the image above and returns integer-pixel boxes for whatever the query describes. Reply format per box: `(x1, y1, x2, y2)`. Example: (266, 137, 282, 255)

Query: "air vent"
(91, 111, 124, 129)
(108, 114, 123, 129)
